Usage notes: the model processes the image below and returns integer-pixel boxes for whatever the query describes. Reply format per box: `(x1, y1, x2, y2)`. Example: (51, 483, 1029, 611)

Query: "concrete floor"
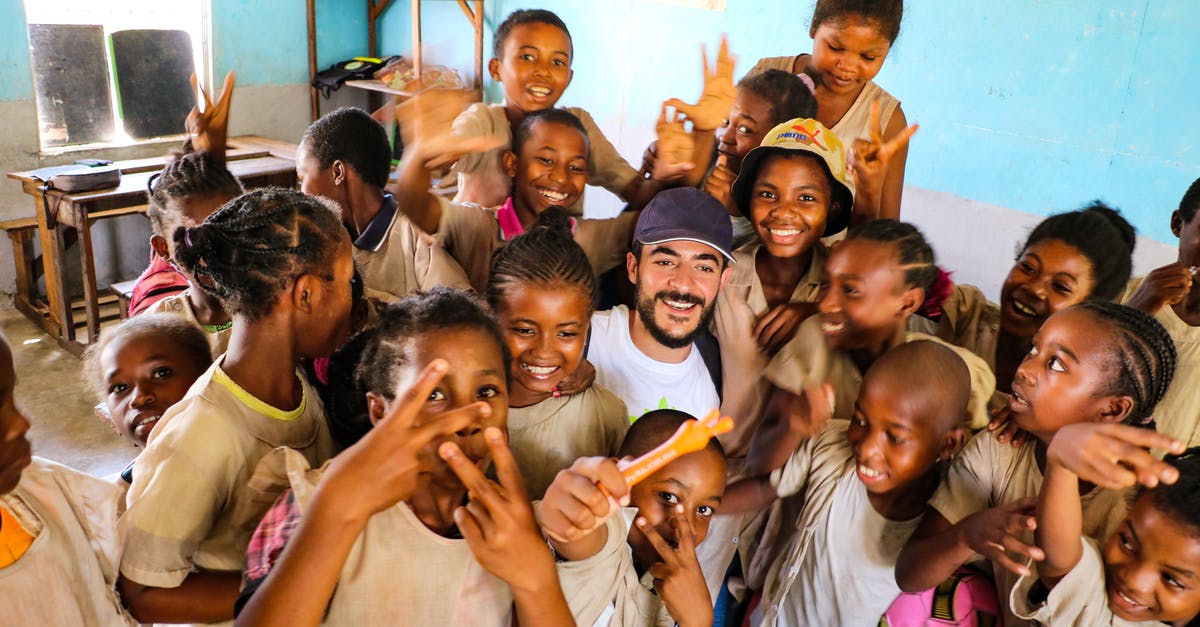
(1, 306, 136, 477)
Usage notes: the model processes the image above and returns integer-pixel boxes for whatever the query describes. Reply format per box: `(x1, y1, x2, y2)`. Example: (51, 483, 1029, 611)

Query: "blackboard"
(110, 29, 195, 140)
(27, 24, 115, 147)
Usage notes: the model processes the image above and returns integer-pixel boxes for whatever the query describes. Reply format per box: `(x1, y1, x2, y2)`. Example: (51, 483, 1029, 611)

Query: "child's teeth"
(529, 86, 551, 96)
(539, 189, 568, 202)
(522, 364, 557, 375)
(770, 228, 801, 237)
(1014, 301, 1037, 316)
(821, 321, 845, 333)
(858, 465, 880, 478)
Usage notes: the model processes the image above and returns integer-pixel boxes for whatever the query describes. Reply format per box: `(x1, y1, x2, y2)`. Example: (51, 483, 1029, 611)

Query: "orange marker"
(618, 409, 734, 486)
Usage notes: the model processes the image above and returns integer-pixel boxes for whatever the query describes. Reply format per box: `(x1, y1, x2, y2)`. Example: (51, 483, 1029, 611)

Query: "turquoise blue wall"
(376, 0, 1200, 244)
(0, 1, 33, 101)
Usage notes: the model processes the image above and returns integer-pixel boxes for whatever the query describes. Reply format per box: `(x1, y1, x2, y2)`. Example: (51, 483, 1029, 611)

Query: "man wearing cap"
(586, 187, 734, 422)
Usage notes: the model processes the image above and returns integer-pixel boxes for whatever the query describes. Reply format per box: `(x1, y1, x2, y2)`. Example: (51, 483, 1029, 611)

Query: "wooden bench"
(1, 216, 43, 320)
(109, 279, 137, 320)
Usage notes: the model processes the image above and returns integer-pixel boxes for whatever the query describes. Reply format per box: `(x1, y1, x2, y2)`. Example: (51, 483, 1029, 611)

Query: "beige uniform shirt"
(912, 284, 1009, 409)
(931, 433, 1131, 626)
(713, 241, 826, 459)
(353, 196, 472, 298)
(120, 360, 333, 590)
(755, 421, 921, 627)
(143, 289, 231, 357)
(507, 385, 629, 499)
(450, 102, 639, 210)
(436, 195, 636, 293)
(1122, 276, 1200, 445)
(0, 458, 136, 626)
(1010, 537, 1166, 626)
(265, 448, 515, 626)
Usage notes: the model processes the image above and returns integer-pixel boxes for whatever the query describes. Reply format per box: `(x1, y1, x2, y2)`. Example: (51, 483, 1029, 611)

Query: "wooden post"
(412, 0, 422, 79)
(307, 0, 319, 121)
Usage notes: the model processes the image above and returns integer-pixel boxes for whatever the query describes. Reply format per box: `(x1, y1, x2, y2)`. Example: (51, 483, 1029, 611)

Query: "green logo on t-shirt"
(629, 396, 674, 423)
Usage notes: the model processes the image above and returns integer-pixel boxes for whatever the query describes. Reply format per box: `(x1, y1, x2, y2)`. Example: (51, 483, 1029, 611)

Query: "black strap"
(693, 328, 723, 403)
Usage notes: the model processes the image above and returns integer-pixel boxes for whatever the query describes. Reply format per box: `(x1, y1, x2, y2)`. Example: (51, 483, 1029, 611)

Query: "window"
(23, 0, 209, 150)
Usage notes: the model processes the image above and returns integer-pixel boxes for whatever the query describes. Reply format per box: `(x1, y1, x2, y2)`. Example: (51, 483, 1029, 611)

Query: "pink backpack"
(881, 569, 1001, 627)
(128, 247, 190, 317)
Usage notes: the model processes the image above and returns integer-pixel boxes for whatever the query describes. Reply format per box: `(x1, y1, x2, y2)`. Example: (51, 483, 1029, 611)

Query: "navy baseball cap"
(633, 188, 735, 262)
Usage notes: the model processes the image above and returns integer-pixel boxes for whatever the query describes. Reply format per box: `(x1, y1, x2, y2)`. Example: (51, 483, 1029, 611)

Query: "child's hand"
(783, 382, 835, 440)
(847, 101, 918, 214)
(439, 427, 559, 592)
(987, 405, 1031, 448)
(185, 71, 235, 161)
(703, 154, 738, 215)
(664, 35, 736, 133)
(553, 358, 595, 396)
(959, 498, 1045, 576)
(1125, 263, 1193, 315)
(754, 302, 819, 355)
(1047, 423, 1185, 489)
(638, 506, 713, 627)
(318, 360, 490, 519)
(538, 456, 629, 545)
(653, 103, 696, 183)
(396, 89, 504, 170)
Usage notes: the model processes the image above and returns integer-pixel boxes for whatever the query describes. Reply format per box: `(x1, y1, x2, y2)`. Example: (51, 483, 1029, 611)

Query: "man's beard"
(634, 288, 715, 350)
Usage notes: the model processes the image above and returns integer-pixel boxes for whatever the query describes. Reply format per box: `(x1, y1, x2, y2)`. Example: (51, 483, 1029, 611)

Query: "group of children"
(5, 1, 1200, 626)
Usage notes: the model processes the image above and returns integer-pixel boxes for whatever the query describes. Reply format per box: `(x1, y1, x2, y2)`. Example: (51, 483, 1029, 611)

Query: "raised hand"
(553, 358, 595, 397)
(847, 101, 918, 215)
(186, 71, 235, 162)
(653, 103, 696, 183)
(703, 154, 738, 214)
(664, 35, 736, 133)
(1048, 422, 1185, 489)
(754, 302, 819, 355)
(319, 360, 490, 519)
(395, 88, 505, 170)
(537, 456, 629, 546)
(987, 405, 1031, 448)
(1125, 262, 1194, 315)
(639, 506, 713, 627)
(959, 498, 1045, 576)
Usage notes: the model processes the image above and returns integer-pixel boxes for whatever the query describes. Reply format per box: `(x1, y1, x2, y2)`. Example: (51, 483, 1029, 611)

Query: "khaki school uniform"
(435, 195, 637, 293)
(143, 289, 231, 357)
(244, 448, 514, 626)
(931, 432, 1131, 626)
(553, 508, 674, 627)
(450, 103, 639, 211)
(353, 194, 472, 298)
(0, 458, 136, 626)
(753, 420, 922, 627)
(1122, 276, 1200, 446)
(507, 386, 629, 499)
(912, 284, 1008, 409)
(120, 361, 333, 599)
(1010, 537, 1165, 626)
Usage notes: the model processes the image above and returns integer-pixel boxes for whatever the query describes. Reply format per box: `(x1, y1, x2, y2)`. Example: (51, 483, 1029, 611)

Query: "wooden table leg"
(50, 221, 74, 343)
(31, 193, 63, 333)
(77, 217, 101, 343)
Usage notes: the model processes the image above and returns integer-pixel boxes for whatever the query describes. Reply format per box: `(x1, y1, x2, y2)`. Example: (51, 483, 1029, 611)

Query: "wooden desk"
(6, 136, 298, 354)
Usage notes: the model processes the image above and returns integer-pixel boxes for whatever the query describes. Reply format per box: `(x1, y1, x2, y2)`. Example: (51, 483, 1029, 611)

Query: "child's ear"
(366, 392, 388, 427)
(488, 57, 502, 81)
(1099, 395, 1135, 424)
(502, 149, 518, 178)
(626, 251, 640, 285)
(940, 425, 968, 461)
(1171, 210, 1185, 239)
(150, 234, 170, 259)
(292, 274, 321, 314)
(897, 286, 924, 318)
(331, 160, 347, 186)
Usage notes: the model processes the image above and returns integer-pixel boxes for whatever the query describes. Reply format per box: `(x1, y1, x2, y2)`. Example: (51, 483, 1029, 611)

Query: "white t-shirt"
(587, 305, 720, 421)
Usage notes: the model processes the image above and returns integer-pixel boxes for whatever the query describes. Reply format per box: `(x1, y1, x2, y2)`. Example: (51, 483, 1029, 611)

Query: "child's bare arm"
(537, 456, 630, 562)
(440, 429, 574, 627)
(117, 572, 240, 623)
(1035, 456, 1084, 587)
(895, 502, 1044, 592)
(877, 105, 912, 221)
(235, 361, 487, 626)
(717, 475, 778, 515)
(745, 383, 832, 476)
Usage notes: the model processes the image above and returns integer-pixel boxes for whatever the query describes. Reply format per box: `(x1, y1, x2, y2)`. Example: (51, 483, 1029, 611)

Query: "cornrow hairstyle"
(147, 151, 243, 238)
(844, 219, 938, 291)
(1142, 446, 1200, 535)
(1019, 201, 1136, 302)
(1075, 301, 1176, 426)
(487, 206, 597, 313)
(300, 107, 391, 189)
(83, 313, 213, 401)
(1178, 177, 1200, 224)
(512, 107, 589, 156)
(811, 0, 904, 43)
(322, 287, 511, 449)
(171, 187, 346, 321)
(493, 9, 572, 59)
(738, 69, 818, 125)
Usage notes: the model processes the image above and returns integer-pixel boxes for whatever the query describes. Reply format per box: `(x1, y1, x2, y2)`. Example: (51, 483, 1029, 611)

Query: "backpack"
(880, 569, 1000, 627)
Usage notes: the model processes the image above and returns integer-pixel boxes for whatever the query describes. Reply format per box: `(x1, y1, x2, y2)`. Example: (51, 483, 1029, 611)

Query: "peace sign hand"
(185, 71, 235, 163)
(664, 35, 736, 133)
(848, 101, 918, 212)
(639, 506, 713, 627)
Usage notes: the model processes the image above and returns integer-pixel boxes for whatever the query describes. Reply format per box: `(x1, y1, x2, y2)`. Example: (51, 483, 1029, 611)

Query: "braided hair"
(1075, 301, 1176, 425)
(171, 187, 346, 321)
(1019, 201, 1136, 302)
(487, 206, 597, 313)
(844, 219, 938, 291)
(320, 287, 510, 449)
(147, 151, 243, 237)
(1143, 446, 1200, 535)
